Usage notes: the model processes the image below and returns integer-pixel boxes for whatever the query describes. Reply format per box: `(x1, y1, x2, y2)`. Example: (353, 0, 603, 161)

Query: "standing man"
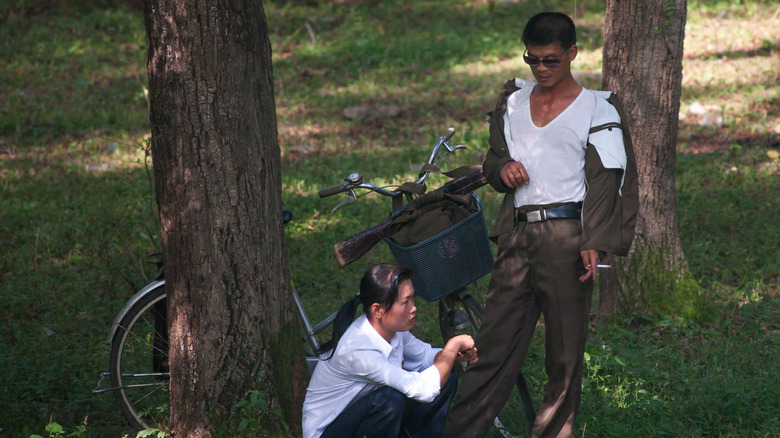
(443, 12, 638, 438)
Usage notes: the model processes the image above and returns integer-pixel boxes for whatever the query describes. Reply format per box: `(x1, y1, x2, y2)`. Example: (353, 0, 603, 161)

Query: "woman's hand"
(447, 334, 478, 365)
(456, 347, 479, 365)
(434, 334, 479, 386)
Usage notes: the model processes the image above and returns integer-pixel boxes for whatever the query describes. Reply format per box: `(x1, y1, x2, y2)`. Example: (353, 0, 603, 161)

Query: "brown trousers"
(444, 217, 593, 438)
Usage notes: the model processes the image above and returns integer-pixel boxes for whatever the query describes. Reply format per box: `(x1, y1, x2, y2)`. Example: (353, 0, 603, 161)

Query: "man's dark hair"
(522, 12, 577, 49)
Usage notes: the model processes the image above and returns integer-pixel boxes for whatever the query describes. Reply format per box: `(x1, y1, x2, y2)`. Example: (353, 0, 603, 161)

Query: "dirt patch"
(680, 131, 780, 154)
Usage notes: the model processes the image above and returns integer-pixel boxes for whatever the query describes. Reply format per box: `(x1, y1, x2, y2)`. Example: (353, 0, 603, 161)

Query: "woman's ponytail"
(320, 263, 412, 360)
(319, 295, 361, 359)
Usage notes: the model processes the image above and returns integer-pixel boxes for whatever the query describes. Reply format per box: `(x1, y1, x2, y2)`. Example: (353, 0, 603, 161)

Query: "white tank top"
(503, 79, 597, 208)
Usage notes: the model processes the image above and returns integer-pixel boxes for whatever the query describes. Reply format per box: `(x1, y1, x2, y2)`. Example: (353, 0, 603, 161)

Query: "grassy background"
(1, 0, 779, 436)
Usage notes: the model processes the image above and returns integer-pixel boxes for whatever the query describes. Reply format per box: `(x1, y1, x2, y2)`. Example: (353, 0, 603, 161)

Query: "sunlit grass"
(1, 0, 778, 436)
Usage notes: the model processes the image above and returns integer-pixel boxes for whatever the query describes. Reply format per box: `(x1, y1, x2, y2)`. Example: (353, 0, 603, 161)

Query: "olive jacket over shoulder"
(483, 79, 639, 256)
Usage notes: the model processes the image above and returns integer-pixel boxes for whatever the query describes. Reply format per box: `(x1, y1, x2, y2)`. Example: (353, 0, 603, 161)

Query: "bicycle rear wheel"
(109, 284, 170, 431)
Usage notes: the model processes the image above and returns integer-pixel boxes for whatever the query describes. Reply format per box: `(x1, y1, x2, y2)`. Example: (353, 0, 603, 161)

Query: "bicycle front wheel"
(438, 290, 484, 342)
(109, 284, 170, 431)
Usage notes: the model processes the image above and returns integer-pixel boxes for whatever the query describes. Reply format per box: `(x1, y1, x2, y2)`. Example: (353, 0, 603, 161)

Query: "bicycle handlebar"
(318, 127, 465, 204)
(317, 184, 347, 198)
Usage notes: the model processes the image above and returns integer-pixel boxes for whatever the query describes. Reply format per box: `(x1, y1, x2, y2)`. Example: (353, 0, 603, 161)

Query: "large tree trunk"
(143, 0, 306, 436)
(600, 1, 698, 316)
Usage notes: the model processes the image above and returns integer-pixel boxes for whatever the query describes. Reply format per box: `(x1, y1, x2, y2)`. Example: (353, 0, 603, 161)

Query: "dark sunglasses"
(523, 47, 570, 68)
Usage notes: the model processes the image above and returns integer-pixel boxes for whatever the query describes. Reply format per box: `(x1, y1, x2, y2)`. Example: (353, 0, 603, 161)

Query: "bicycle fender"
(106, 279, 166, 345)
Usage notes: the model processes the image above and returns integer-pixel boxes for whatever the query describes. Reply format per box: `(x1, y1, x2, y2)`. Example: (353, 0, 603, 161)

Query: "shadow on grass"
(0, 160, 160, 437)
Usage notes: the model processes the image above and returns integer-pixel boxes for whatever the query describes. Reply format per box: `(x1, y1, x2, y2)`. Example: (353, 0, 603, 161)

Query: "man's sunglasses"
(522, 48, 571, 68)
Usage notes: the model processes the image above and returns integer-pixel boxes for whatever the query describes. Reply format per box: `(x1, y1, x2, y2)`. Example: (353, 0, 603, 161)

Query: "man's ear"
(567, 44, 578, 62)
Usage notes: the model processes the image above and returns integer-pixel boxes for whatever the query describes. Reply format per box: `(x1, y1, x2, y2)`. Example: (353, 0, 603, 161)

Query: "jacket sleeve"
(483, 79, 525, 241)
(581, 147, 625, 255)
(483, 79, 521, 194)
(484, 111, 515, 194)
(581, 93, 638, 256)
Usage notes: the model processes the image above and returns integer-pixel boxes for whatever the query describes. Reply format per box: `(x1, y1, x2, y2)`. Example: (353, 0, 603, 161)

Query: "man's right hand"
(500, 161, 530, 188)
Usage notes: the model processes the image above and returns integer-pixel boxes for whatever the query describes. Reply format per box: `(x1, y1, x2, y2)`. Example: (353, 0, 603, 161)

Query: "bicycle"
(316, 127, 490, 344)
(92, 212, 305, 431)
(93, 128, 535, 434)
(317, 127, 537, 433)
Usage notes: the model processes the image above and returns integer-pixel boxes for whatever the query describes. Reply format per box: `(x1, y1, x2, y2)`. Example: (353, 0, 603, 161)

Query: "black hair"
(320, 263, 413, 358)
(522, 12, 577, 49)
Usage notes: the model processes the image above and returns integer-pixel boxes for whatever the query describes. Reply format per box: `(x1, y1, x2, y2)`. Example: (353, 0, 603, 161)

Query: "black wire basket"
(385, 193, 493, 302)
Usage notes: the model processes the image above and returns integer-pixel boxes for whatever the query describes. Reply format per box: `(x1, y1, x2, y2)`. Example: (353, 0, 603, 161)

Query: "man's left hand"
(579, 249, 600, 282)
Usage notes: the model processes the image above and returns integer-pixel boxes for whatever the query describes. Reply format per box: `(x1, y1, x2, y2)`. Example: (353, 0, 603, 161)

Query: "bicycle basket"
(385, 193, 493, 302)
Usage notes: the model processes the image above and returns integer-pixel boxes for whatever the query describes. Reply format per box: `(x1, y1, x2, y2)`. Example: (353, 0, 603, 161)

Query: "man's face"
(524, 43, 577, 88)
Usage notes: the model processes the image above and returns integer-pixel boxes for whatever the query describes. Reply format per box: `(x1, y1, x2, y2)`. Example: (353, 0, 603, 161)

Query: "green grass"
(1, 0, 779, 437)
(1, 6, 148, 147)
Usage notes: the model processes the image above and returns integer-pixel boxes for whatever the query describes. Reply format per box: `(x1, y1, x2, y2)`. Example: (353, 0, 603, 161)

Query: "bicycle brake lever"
(442, 141, 468, 152)
(331, 189, 357, 214)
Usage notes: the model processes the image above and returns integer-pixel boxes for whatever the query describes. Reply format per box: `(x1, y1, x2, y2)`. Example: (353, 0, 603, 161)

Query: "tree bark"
(143, 0, 306, 436)
(600, 0, 691, 316)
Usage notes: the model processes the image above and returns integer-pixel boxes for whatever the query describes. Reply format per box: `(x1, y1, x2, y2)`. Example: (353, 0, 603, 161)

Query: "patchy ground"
(678, 6, 780, 153)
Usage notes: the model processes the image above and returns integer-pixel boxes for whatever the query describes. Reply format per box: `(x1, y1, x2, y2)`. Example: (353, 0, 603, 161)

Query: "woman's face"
(381, 279, 417, 334)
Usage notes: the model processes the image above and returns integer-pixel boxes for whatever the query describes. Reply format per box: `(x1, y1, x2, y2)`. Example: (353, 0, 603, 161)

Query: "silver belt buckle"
(526, 210, 544, 223)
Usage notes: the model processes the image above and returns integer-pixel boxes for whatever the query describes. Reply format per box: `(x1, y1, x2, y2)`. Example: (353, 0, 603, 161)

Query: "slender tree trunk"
(143, 0, 306, 436)
(600, 0, 694, 316)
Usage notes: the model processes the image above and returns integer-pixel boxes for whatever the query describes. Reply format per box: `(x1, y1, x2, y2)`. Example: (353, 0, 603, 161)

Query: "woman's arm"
(433, 335, 478, 387)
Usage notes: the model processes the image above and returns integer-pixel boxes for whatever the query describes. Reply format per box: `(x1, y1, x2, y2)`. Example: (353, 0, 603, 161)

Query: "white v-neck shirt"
(503, 78, 597, 208)
(302, 315, 442, 438)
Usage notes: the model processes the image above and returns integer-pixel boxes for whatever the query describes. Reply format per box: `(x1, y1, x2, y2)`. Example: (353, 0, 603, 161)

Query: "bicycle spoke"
(117, 315, 168, 356)
(128, 381, 168, 404)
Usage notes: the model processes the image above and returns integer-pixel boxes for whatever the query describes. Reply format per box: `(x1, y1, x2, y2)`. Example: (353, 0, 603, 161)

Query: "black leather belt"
(517, 202, 582, 223)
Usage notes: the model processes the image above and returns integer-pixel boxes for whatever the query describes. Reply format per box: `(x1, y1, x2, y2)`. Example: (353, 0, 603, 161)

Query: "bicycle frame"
(96, 128, 535, 434)
(293, 284, 338, 373)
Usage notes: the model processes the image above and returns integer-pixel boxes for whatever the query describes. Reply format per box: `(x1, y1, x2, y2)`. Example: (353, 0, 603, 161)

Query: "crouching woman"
(302, 263, 478, 438)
